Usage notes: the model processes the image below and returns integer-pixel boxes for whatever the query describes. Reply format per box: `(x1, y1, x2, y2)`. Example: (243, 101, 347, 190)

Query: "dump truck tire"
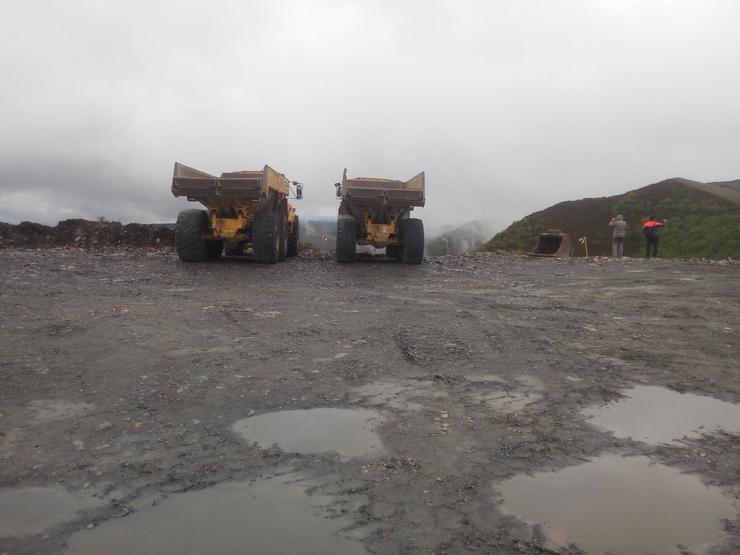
(176, 209, 209, 262)
(206, 240, 223, 260)
(401, 218, 424, 264)
(287, 215, 299, 257)
(253, 212, 281, 263)
(336, 215, 357, 263)
(278, 213, 288, 261)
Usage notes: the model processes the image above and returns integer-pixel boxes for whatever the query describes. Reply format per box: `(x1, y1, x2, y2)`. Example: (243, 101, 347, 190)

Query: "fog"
(1, 1, 739, 234)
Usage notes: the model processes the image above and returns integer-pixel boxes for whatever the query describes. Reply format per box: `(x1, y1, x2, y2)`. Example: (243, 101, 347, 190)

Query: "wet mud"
(0, 250, 738, 554)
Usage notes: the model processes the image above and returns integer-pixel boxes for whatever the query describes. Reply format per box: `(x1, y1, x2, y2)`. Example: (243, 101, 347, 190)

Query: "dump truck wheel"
(176, 209, 209, 262)
(278, 214, 288, 261)
(253, 212, 280, 263)
(287, 215, 299, 257)
(401, 218, 424, 264)
(336, 215, 357, 263)
(206, 240, 223, 260)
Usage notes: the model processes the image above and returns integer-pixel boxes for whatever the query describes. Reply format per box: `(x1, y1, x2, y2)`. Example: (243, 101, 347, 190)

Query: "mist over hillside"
(426, 219, 500, 256)
(299, 219, 336, 250)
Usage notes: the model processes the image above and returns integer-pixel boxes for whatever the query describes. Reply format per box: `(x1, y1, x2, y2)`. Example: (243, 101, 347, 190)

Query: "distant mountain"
(426, 219, 500, 256)
(481, 178, 740, 259)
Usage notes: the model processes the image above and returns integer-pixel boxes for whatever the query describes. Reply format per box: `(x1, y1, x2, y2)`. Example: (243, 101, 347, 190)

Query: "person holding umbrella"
(642, 214, 666, 258)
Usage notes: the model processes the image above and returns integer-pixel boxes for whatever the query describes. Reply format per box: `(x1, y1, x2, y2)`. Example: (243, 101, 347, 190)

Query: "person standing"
(642, 214, 665, 258)
(608, 215, 627, 257)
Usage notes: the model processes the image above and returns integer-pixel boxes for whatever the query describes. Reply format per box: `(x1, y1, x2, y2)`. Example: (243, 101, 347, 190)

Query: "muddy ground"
(1, 249, 738, 554)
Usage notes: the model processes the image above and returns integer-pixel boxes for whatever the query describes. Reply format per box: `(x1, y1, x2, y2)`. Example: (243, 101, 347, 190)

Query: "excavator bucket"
(531, 229, 572, 257)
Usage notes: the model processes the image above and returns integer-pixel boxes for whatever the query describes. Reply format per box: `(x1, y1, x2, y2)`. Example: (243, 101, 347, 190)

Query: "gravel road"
(1, 249, 738, 554)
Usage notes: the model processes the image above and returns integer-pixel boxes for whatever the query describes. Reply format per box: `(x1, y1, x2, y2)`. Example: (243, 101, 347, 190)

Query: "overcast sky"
(1, 0, 738, 233)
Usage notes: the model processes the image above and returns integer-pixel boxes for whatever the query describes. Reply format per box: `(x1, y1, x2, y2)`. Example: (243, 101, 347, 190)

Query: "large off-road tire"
(252, 212, 281, 264)
(335, 215, 357, 263)
(287, 215, 299, 257)
(401, 218, 424, 264)
(206, 240, 223, 260)
(386, 245, 403, 262)
(278, 213, 288, 261)
(176, 209, 209, 262)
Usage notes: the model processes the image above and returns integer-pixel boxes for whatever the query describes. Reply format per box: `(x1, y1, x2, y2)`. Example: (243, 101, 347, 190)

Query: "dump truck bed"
(172, 162, 289, 205)
(342, 172, 425, 207)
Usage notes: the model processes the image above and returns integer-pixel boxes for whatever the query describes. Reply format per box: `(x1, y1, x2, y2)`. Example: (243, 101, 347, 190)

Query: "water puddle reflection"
(232, 408, 384, 457)
(497, 454, 735, 554)
(65, 476, 368, 554)
(0, 486, 103, 537)
(583, 385, 740, 445)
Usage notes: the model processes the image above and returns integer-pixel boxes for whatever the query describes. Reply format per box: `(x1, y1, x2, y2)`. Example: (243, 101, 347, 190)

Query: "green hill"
(481, 178, 740, 259)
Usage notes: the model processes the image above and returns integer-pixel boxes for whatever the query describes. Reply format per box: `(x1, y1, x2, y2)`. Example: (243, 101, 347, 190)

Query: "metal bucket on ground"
(531, 229, 572, 257)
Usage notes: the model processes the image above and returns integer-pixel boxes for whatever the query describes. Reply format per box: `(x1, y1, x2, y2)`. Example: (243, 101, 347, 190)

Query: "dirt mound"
(0, 219, 175, 249)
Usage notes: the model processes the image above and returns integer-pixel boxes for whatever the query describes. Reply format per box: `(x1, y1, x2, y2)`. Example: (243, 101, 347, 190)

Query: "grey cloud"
(1, 0, 738, 232)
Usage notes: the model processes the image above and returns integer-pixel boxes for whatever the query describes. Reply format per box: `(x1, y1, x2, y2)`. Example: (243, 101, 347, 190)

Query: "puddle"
(65, 477, 368, 555)
(583, 385, 740, 445)
(0, 486, 103, 537)
(497, 454, 736, 554)
(232, 408, 384, 457)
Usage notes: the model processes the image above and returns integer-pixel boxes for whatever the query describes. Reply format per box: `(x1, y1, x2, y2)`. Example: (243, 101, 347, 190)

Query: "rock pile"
(0, 219, 175, 249)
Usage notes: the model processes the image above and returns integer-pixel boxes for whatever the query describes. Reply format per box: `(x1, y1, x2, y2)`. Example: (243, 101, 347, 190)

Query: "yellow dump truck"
(171, 162, 302, 263)
(334, 168, 425, 264)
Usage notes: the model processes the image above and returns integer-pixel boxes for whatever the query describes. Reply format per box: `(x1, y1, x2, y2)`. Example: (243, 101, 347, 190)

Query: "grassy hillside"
(693, 180, 740, 205)
(482, 178, 740, 259)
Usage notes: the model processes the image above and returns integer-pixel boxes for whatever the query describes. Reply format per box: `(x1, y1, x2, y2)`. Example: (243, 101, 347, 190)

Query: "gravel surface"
(1, 249, 738, 554)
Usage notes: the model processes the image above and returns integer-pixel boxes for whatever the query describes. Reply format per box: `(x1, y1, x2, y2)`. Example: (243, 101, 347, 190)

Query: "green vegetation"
(481, 179, 740, 259)
(480, 217, 542, 254)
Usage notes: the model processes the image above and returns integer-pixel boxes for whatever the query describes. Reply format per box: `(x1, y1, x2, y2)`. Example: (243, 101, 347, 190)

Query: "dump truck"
(171, 162, 302, 263)
(334, 169, 425, 264)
